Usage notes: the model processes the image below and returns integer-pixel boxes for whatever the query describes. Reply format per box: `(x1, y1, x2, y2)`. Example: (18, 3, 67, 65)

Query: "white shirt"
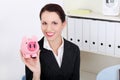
(43, 37, 64, 67)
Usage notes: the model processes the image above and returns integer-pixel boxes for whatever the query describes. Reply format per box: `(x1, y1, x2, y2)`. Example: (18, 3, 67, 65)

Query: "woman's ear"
(62, 20, 67, 29)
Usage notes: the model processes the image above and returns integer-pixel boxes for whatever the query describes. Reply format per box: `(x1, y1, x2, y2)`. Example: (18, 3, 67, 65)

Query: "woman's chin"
(45, 36, 55, 41)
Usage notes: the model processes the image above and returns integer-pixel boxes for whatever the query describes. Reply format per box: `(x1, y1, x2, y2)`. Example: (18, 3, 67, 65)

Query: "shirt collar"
(43, 37, 64, 51)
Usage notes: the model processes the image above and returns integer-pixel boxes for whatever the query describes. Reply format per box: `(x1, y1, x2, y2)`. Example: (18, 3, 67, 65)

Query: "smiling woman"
(20, 3, 80, 80)
(40, 11, 65, 42)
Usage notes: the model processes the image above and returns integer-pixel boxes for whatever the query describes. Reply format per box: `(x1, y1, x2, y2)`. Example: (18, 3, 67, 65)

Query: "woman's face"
(41, 11, 66, 41)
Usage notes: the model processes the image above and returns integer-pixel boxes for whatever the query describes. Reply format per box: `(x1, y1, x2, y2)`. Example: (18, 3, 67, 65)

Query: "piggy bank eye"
(26, 42, 27, 44)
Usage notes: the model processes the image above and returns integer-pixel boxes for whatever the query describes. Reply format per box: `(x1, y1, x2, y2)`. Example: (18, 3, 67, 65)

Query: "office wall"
(0, 0, 65, 80)
(0, 0, 42, 79)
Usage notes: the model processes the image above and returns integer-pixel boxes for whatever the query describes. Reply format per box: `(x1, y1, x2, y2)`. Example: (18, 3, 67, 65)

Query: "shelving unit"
(67, 10, 120, 58)
(66, 10, 120, 80)
(66, 10, 120, 22)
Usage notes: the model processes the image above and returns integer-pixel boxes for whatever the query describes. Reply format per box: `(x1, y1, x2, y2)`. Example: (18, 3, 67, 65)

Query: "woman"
(21, 3, 80, 80)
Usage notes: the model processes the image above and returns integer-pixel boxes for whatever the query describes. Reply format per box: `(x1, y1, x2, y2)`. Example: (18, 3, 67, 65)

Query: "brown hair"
(39, 3, 66, 23)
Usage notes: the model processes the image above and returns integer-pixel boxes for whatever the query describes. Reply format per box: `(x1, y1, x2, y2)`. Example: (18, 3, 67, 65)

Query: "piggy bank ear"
(22, 36, 28, 43)
(32, 36, 38, 41)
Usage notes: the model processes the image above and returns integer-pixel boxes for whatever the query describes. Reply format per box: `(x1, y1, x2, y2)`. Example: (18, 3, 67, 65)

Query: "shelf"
(81, 50, 120, 58)
(80, 52, 120, 80)
(80, 71, 96, 80)
(67, 16, 120, 58)
(80, 51, 120, 74)
(66, 9, 120, 22)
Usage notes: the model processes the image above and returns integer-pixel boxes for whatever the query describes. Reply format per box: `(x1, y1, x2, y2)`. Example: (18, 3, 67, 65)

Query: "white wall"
(0, 0, 65, 80)
(0, 0, 43, 79)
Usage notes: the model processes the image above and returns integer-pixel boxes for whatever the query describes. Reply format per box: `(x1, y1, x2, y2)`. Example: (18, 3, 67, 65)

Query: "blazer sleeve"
(25, 66, 33, 80)
(71, 46, 80, 80)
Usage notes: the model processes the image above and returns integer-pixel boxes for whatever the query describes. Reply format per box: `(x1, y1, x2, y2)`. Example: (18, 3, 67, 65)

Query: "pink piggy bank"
(21, 36, 39, 58)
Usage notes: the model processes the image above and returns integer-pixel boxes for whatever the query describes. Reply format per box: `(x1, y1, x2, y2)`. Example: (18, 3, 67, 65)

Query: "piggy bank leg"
(31, 53, 37, 58)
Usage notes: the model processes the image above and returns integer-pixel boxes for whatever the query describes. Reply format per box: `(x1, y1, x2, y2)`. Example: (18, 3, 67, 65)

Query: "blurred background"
(0, 0, 64, 79)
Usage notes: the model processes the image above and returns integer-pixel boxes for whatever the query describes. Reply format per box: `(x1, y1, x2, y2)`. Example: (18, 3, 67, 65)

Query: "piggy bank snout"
(27, 41, 38, 51)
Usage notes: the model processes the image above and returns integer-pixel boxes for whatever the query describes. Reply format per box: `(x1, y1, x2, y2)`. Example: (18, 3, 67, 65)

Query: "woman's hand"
(20, 50, 41, 80)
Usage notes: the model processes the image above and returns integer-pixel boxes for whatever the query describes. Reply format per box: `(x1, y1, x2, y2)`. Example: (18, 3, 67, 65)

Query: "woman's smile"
(46, 32, 55, 37)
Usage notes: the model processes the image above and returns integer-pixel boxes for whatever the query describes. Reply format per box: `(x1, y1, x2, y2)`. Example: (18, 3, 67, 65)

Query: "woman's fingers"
(36, 50, 40, 59)
(20, 49, 41, 73)
(20, 49, 40, 64)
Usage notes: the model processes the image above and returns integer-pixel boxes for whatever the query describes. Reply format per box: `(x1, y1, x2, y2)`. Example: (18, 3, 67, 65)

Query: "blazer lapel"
(61, 39, 70, 70)
(39, 37, 60, 72)
(42, 49, 60, 72)
(40, 37, 69, 72)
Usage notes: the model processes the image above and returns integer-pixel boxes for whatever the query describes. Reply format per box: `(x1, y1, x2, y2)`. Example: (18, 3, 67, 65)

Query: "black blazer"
(26, 37, 80, 80)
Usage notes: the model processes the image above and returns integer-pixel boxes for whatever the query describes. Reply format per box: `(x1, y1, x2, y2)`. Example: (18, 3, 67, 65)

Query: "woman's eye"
(52, 22, 58, 25)
(42, 22, 47, 25)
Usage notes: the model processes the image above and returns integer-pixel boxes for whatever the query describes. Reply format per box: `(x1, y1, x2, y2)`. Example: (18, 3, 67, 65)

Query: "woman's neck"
(48, 36, 63, 55)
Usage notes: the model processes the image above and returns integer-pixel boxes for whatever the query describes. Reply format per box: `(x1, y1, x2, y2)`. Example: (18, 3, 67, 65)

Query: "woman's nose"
(46, 25, 52, 31)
